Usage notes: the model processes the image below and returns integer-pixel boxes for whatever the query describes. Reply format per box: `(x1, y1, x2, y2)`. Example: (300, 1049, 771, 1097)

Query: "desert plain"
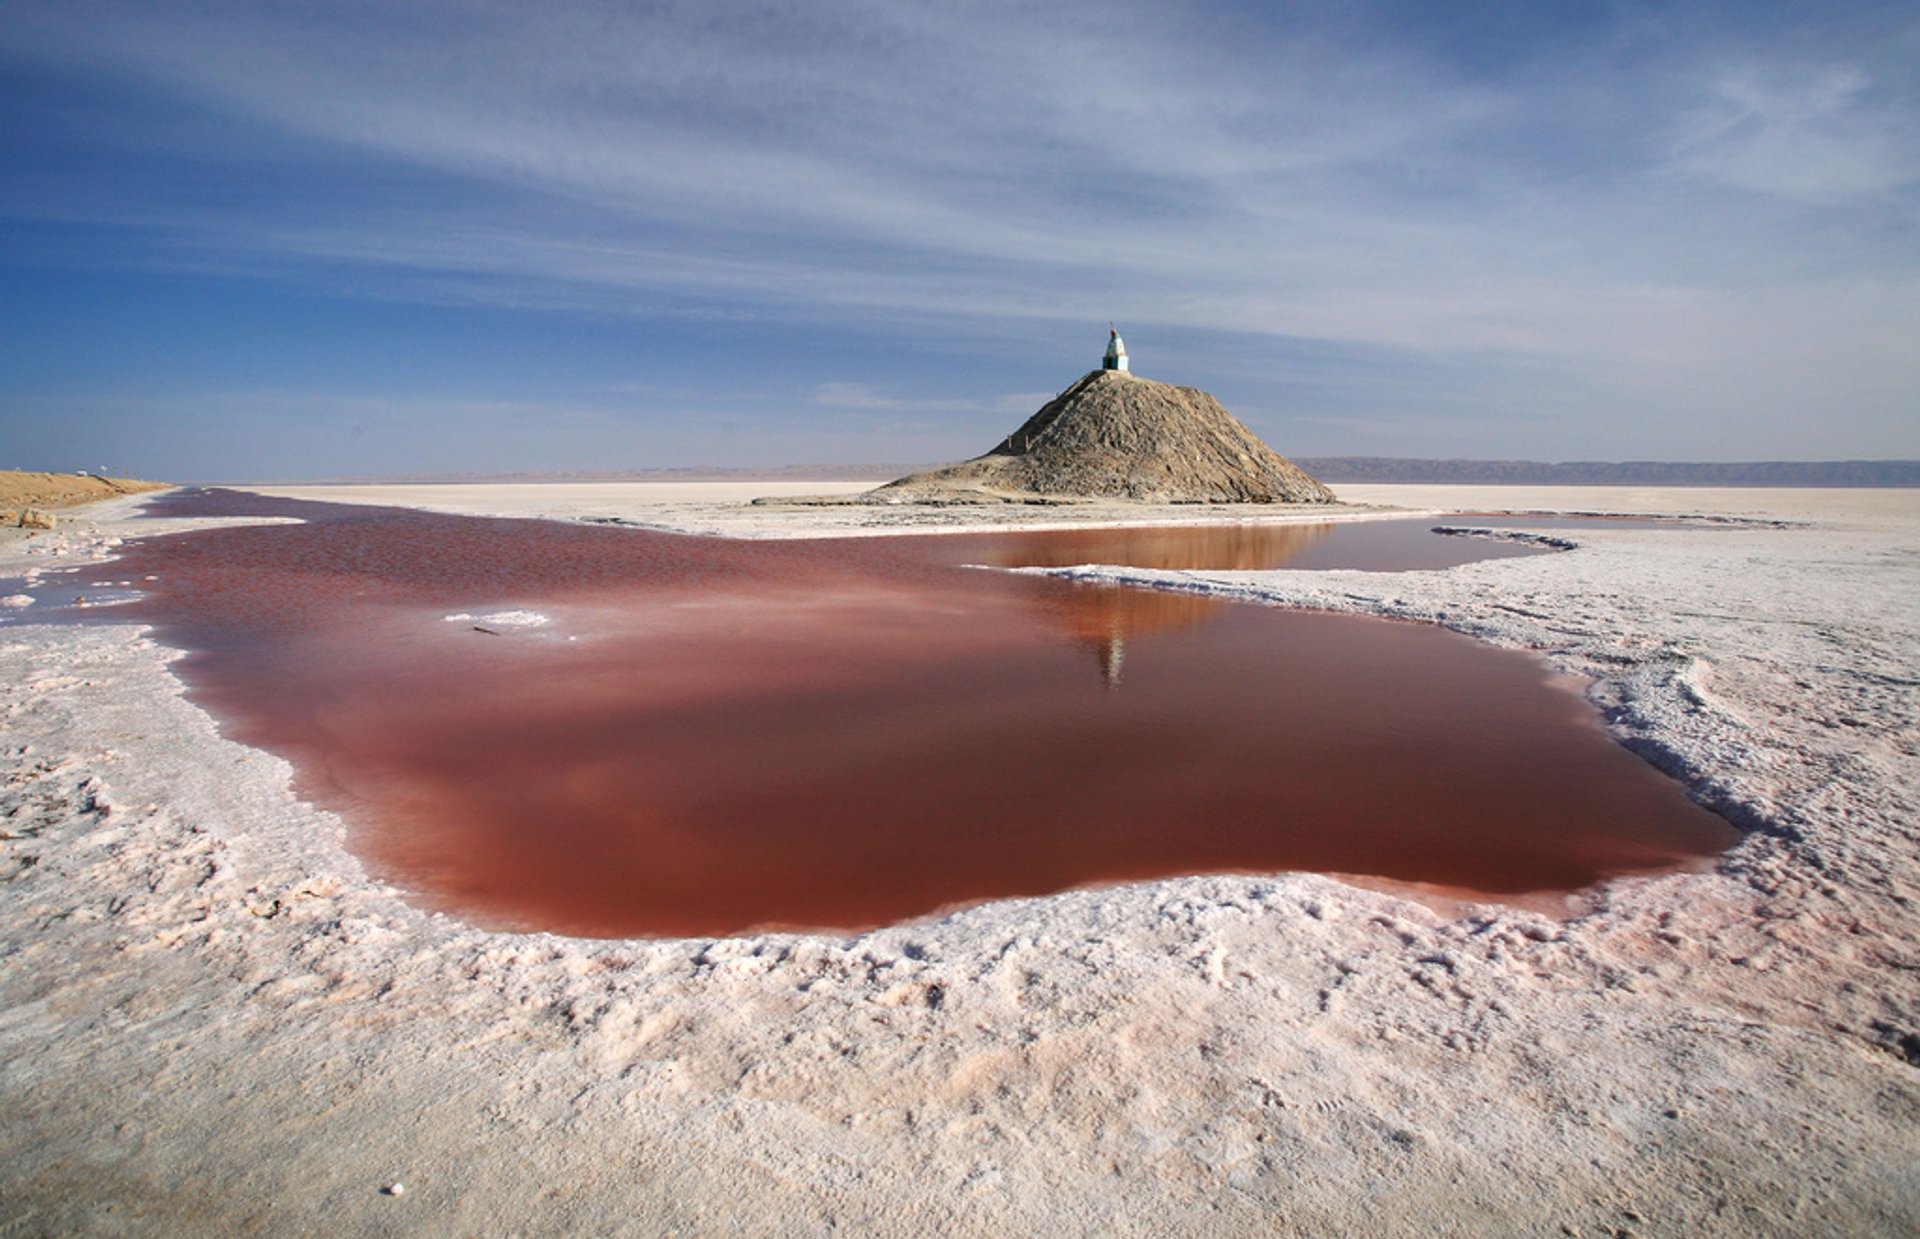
(1, 481, 1916, 1235)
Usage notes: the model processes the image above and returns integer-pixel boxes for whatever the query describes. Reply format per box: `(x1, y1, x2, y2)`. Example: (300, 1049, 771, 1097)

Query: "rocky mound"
(0, 472, 168, 528)
(868, 370, 1334, 504)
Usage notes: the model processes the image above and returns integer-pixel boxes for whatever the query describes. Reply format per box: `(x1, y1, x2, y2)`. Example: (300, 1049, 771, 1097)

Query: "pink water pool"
(83, 491, 1735, 937)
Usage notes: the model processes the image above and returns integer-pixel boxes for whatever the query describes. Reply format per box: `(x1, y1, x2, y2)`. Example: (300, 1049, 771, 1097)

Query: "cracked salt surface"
(1, 483, 1915, 1236)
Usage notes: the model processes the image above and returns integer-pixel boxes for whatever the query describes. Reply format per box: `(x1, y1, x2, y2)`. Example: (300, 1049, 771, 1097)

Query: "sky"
(3, 0, 1917, 480)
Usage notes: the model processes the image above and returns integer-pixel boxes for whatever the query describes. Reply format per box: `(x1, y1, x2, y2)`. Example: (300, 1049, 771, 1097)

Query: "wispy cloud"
(3, 1, 1917, 463)
(1667, 65, 1920, 202)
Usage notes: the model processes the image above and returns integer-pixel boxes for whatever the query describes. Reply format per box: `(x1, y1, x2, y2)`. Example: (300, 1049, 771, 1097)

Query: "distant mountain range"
(1292, 459, 1920, 487)
(278, 459, 1920, 488)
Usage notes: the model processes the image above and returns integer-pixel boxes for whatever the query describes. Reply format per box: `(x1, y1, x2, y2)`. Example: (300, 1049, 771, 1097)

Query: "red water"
(91, 491, 1736, 937)
(940, 519, 1541, 572)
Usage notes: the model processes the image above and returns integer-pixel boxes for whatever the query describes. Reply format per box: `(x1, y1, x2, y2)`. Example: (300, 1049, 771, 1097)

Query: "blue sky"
(3, 1, 1916, 480)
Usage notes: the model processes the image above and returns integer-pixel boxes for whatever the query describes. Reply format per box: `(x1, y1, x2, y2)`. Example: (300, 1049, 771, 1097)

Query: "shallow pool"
(50, 490, 1736, 936)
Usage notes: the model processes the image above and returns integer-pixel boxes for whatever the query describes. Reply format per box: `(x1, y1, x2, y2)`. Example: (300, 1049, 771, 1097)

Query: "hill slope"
(870, 370, 1334, 504)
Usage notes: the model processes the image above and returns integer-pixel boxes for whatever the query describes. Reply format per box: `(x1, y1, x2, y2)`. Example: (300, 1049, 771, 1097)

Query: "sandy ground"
(1, 483, 1915, 1236)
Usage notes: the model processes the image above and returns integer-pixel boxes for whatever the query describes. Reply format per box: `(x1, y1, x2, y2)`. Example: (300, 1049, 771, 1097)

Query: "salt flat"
(241, 479, 882, 522)
(242, 479, 1399, 536)
(1, 484, 1915, 1236)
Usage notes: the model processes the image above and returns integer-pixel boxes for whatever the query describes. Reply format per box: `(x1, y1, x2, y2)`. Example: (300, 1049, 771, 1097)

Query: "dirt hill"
(0, 471, 168, 513)
(868, 370, 1334, 504)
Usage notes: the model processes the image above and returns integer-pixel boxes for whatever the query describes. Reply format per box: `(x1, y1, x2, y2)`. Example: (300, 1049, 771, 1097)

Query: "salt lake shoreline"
(2, 483, 1915, 1235)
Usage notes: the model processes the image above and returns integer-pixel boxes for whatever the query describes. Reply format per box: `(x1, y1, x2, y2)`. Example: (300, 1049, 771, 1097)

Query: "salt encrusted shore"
(1, 485, 1915, 1236)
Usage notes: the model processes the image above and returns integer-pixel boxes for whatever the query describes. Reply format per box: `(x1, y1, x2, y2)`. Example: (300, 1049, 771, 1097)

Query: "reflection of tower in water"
(1045, 581, 1219, 689)
(1096, 629, 1124, 689)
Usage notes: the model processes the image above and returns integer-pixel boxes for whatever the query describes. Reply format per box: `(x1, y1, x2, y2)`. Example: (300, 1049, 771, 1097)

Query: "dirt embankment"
(0, 472, 169, 524)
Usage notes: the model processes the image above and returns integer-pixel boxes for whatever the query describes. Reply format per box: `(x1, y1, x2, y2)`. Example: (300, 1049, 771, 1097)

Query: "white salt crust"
(0, 485, 1915, 1236)
(443, 609, 554, 629)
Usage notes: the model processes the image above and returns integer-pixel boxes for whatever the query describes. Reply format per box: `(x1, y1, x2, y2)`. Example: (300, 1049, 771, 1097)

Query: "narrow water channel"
(44, 490, 1736, 937)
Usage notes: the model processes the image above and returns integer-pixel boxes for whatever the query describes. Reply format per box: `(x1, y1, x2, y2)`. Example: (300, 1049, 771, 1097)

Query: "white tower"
(1103, 326, 1128, 372)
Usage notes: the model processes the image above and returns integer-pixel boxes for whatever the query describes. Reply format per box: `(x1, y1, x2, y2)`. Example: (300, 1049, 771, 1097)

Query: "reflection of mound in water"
(973, 521, 1334, 571)
(970, 523, 1336, 685)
